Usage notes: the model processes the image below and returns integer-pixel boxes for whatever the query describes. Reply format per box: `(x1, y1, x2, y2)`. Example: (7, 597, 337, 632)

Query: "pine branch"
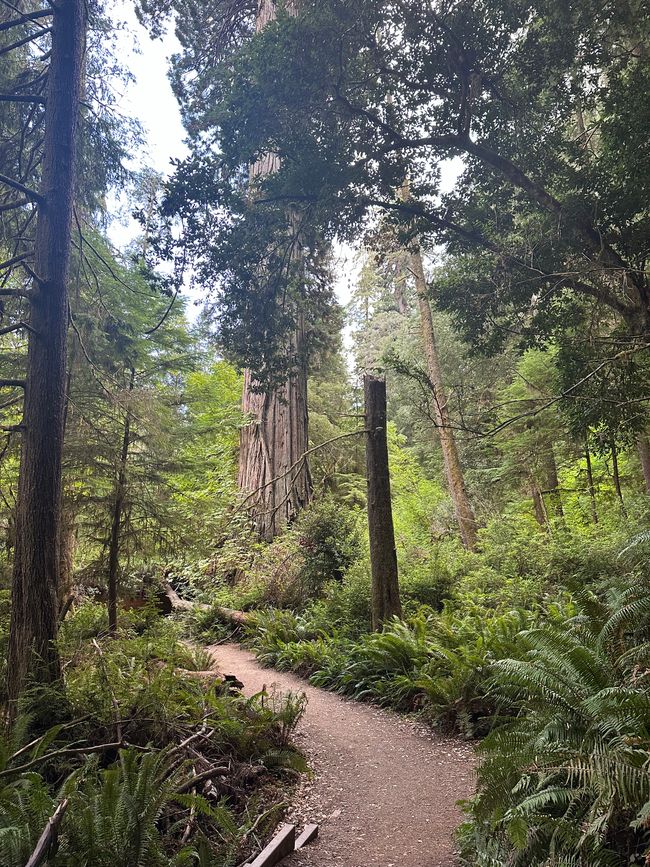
(0, 25, 52, 57)
(0, 379, 26, 389)
(0, 172, 43, 204)
(0, 93, 47, 104)
(0, 8, 52, 33)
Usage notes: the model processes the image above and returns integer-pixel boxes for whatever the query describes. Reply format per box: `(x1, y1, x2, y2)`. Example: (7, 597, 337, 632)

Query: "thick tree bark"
(409, 248, 478, 550)
(107, 370, 134, 634)
(636, 434, 650, 494)
(364, 375, 401, 631)
(7, 0, 86, 705)
(585, 439, 599, 524)
(238, 0, 311, 540)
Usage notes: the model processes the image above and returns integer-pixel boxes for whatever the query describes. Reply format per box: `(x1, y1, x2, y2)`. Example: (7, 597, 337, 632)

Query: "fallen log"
(163, 584, 251, 627)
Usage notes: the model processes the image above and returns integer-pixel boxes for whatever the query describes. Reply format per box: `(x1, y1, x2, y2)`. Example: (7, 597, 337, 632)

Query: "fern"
(462, 579, 650, 867)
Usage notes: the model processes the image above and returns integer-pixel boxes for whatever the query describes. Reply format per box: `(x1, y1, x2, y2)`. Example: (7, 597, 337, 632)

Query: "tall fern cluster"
(246, 605, 530, 735)
(460, 578, 650, 866)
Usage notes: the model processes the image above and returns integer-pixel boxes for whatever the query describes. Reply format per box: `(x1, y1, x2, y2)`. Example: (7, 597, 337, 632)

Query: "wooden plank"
(295, 823, 319, 850)
(248, 824, 296, 867)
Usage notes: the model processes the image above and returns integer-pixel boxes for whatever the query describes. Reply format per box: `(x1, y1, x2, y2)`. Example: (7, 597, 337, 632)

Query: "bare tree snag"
(7, 0, 86, 705)
(408, 248, 478, 550)
(238, 0, 311, 540)
(364, 375, 401, 631)
(542, 444, 564, 521)
(529, 474, 550, 530)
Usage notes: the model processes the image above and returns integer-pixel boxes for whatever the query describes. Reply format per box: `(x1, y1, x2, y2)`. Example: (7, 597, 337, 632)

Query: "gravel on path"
(207, 642, 475, 867)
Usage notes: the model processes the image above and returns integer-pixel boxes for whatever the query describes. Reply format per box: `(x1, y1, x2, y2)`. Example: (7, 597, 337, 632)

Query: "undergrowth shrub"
(0, 603, 309, 866)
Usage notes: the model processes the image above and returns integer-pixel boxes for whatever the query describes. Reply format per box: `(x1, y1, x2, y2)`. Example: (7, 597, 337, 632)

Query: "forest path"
(207, 642, 475, 867)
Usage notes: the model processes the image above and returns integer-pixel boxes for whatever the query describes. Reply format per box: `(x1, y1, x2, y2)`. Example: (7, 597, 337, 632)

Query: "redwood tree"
(6, 0, 87, 704)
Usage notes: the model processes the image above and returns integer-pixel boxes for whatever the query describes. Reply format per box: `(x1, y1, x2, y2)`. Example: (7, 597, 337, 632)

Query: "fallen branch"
(25, 798, 69, 867)
(175, 764, 230, 795)
(0, 740, 149, 778)
(163, 584, 250, 626)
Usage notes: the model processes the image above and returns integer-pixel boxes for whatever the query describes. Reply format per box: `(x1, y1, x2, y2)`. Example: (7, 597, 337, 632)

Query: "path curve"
(207, 643, 475, 867)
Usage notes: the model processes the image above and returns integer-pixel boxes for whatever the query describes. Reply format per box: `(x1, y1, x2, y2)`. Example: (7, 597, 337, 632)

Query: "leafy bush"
(293, 497, 361, 595)
(459, 579, 650, 866)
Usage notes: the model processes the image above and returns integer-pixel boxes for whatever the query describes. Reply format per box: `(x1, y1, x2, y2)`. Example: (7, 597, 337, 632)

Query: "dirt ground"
(207, 643, 475, 867)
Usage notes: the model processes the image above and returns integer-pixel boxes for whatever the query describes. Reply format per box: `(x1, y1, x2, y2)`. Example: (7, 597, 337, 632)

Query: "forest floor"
(207, 643, 475, 867)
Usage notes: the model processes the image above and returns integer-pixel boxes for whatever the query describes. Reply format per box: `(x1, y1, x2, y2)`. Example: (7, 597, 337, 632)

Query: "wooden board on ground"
(295, 823, 319, 850)
(248, 824, 296, 867)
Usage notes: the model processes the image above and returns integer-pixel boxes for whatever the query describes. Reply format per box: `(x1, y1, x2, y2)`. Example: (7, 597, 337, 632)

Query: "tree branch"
(0, 8, 52, 33)
(24, 799, 69, 867)
(0, 321, 34, 336)
(0, 196, 29, 213)
(0, 25, 52, 57)
(0, 172, 43, 204)
(0, 93, 47, 104)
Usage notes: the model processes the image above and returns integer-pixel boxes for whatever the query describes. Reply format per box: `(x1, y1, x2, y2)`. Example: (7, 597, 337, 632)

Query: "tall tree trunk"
(107, 369, 134, 634)
(364, 376, 401, 630)
(611, 439, 627, 516)
(529, 474, 550, 529)
(408, 248, 478, 550)
(238, 0, 311, 540)
(7, 0, 86, 706)
(58, 509, 77, 607)
(636, 433, 650, 494)
(542, 443, 564, 520)
(585, 438, 599, 524)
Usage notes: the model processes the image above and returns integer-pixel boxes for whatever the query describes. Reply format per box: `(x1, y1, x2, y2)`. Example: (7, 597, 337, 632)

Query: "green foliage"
(0, 609, 307, 866)
(459, 579, 650, 866)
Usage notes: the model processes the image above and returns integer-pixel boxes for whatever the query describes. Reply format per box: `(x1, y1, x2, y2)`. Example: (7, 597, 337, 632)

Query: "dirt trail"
(207, 643, 475, 867)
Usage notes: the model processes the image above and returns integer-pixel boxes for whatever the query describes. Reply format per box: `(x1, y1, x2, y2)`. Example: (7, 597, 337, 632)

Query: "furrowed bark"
(364, 375, 401, 630)
(238, 0, 312, 540)
(7, 0, 86, 706)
